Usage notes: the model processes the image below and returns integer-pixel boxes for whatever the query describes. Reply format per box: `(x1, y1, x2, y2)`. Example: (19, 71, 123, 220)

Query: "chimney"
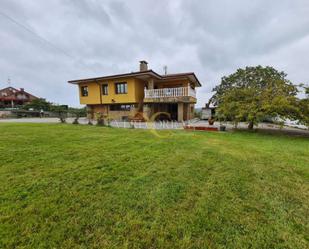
(139, 60, 148, 72)
(20, 88, 24, 92)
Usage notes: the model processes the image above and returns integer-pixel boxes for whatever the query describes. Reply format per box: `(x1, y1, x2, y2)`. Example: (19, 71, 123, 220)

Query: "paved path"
(1, 118, 308, 136)
(0, 118, 183, 129)
(0, 117, 61, 123)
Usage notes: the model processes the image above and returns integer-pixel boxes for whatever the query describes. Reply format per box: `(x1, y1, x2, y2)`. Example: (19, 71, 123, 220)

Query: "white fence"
(144, 86, 196, 98)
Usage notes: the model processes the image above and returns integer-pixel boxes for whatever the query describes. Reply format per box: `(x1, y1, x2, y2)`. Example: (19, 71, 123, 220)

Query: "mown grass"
(0, 123, 308, 249)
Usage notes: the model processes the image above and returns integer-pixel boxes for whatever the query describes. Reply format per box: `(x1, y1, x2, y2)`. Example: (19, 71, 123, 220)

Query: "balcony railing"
(144, 86, 196, 99)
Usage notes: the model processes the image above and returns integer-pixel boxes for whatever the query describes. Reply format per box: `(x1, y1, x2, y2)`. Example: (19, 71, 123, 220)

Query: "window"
(81, 86, 88, 96)
(102, 84, 108, 95)
(115, 82, 127, 94)
(110, 104, 134, 111)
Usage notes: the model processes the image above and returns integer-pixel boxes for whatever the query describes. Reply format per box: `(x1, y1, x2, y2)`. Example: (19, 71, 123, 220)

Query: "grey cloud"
(0, 0, 308, 107)
(63, 0, 111, 25)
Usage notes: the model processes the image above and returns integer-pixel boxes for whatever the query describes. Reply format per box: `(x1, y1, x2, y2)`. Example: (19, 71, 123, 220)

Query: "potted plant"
(208, 117, 215, 125)
(219, 124, 226, 131)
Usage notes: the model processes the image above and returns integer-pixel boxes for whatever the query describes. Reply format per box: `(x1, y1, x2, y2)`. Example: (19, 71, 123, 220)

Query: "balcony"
(144, 86, 196, 102)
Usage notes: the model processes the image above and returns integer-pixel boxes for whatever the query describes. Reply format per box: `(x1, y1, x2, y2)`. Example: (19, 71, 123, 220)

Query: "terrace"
(144, 86, 196, 102)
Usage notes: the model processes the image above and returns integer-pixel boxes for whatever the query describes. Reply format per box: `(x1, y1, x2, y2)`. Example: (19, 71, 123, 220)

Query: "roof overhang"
(161, 73, 202, 87)
(68, 70, 202, 87)
(68, 70, 162, 84)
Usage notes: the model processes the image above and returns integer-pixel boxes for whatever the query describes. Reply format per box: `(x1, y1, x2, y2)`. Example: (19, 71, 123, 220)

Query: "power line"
(0, 11, 74, 59)
(0, 10, 102, 76)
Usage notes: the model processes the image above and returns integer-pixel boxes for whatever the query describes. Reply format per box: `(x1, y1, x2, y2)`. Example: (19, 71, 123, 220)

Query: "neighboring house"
(68, 61, 202, 121)
(0, 87, 38, 108)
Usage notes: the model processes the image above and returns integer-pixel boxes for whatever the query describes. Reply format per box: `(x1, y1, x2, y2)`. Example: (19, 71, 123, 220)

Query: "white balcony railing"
(144, 86, 196, 99)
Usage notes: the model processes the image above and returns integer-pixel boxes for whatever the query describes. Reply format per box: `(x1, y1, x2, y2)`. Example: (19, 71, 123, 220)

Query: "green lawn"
(0, 123, 308, 249)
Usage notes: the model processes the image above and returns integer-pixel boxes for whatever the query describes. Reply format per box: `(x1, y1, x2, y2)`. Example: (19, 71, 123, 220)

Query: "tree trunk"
(248, 121, 254, 130)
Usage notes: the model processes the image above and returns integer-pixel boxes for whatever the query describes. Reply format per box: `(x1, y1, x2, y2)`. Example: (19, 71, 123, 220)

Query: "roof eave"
(162, 73, 202, 87)
(68, 70, 162, 84)
(68, 70, 202, 87)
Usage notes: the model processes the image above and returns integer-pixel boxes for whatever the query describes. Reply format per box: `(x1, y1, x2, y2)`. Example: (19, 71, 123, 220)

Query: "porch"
(144, 86, 196, 103)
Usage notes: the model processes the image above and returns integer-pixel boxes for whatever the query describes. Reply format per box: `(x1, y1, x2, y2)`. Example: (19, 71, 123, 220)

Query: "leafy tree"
(69, 107, 86, 124)
(50, 105, 68, 123)
(23, 98, 51, 111)
(211, 66, 298, 129)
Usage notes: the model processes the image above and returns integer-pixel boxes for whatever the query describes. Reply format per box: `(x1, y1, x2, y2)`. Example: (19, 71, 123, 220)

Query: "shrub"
(96, 113, 105, 126)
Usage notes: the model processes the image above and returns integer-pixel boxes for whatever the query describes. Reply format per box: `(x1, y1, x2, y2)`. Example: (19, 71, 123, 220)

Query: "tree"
(50, 105, 68, 123)
(68, 107, 86, 124)
(211, 66, 298, 129)
(23, 98, 51, 111)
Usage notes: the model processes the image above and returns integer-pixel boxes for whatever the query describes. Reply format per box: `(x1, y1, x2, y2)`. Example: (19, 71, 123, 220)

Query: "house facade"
(0, 87, 38, 108)
(68, 61, 201, 121)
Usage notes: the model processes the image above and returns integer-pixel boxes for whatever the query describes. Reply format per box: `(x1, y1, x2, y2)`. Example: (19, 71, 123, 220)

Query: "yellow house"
(68, 61, 202, 121)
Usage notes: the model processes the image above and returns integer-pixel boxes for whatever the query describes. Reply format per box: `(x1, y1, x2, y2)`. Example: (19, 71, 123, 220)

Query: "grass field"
(0, 123, 308, 249)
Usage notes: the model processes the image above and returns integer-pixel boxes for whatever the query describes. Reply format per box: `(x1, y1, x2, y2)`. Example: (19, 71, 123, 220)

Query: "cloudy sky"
(1, 0, 309, 107)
